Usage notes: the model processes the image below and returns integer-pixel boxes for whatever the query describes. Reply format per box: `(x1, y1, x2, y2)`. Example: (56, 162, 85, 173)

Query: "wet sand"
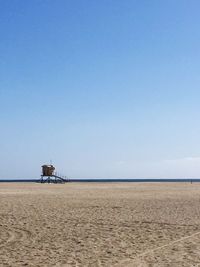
(0, 182, 200, 266)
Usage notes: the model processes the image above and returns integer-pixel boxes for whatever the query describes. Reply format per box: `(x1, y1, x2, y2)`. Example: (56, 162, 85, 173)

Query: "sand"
(1, 182, 200, 266)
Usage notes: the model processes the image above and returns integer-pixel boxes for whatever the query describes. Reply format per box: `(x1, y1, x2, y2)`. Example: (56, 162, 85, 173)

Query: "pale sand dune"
(1, 183, 200, 266)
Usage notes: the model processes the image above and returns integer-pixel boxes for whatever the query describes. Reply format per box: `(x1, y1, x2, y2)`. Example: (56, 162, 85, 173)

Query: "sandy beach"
(1, 182, 200, 266)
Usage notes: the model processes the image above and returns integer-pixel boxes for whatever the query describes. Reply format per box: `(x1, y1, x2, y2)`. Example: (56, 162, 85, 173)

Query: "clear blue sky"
(1, 0, 200, 178)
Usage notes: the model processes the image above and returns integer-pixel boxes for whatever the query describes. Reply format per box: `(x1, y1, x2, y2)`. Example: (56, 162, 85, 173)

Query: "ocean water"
(0, 178, 200, 182)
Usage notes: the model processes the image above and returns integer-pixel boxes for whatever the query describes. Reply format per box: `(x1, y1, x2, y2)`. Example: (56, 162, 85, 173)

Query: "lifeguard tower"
(40, 164, 67, 183)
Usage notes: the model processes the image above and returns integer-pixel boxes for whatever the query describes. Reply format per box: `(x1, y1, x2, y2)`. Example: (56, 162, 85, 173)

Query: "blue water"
(0, 178, 200, 182)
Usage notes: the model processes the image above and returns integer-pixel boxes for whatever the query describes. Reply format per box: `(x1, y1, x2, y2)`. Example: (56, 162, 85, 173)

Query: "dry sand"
(1, 182, 200, 266)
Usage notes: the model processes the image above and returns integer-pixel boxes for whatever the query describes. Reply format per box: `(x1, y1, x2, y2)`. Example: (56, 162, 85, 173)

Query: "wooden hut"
(41, 165, 55, 177)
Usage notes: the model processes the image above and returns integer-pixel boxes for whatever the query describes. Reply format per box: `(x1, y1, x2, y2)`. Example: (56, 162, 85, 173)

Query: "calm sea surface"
(0, 178, 200, 182)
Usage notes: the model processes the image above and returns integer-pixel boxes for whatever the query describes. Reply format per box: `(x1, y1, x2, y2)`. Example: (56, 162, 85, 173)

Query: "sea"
(0, 178, 200, 183)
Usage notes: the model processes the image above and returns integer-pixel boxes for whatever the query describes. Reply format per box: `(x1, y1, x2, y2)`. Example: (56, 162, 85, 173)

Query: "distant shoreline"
(0, 178, 200, 183)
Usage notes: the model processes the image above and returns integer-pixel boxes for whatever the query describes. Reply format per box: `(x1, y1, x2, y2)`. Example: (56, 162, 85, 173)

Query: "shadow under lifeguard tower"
(40, 164, 68, 183)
